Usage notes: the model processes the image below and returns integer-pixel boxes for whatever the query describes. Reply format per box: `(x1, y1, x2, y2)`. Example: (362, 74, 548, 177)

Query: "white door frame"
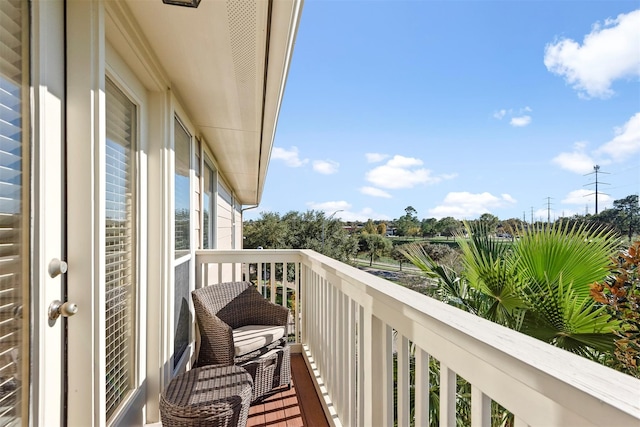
(66, 0, 105, 425)
(31, 0, 65, 424)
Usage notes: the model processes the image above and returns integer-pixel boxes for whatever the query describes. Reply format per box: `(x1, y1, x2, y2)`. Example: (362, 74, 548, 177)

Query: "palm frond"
(521, 275, 618, 355)
(511, 221, 619, 302)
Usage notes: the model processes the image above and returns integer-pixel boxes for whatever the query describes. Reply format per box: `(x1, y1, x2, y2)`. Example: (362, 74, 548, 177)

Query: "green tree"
(244, 210, 358, 263)
(361, 234, 392, 266)
(396, 206, 420, 237)
(243, 212, 286, 249)
(363, 219, 378, 234)
(391, 244, 410, 271)
(420, 218, 438, 237)
(401, 221, 621, 358)
(611, 195, 640, 242)
(478, 213, 499, 234)
(436, 217, 461, 239)
(377, 222, 388, 236)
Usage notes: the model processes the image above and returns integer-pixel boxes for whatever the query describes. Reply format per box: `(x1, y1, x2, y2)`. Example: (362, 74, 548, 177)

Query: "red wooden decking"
(247, 354, 329, 427)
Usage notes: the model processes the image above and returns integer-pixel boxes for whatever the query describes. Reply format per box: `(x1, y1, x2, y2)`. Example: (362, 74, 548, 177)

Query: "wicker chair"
(192, 281, 291, 400)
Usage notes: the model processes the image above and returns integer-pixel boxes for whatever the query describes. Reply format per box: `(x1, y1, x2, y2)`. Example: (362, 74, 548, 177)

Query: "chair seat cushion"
(233, 325, 286, 357)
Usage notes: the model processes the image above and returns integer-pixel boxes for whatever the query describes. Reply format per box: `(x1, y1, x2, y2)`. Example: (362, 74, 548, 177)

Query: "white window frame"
(201, 151, 218, 249)
(170, 102, 198, 375)
(104, 42, 148, 426)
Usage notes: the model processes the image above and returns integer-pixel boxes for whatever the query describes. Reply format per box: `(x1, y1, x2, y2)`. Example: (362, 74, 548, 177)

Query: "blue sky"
(248, 0, 640, 223)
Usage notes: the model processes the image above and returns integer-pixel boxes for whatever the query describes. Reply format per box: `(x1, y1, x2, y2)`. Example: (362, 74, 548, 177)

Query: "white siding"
(216, 181, 233, 249)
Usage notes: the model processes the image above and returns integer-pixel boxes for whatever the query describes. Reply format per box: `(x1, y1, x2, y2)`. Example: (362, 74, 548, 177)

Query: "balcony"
(195, 249, 640, 426)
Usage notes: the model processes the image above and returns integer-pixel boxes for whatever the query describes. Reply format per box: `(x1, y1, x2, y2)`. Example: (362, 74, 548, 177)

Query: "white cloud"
(365, 153, 389, 163)
(510, 115, 532, 127)
(360, 186, 392, 198)
(596, 112, 640, 162)
(307, 200, 350, 213)
(562, 188, 613, 216)
(427, 192, 517, 220)
(365, 155, 453, 189)
(272, 146, 309, 167)
(306, 201, 390, 222)
(494, 107, 533, 125)
(313, 160, 340, 175)
(501, 193, 517, 204)
(493, 109, 507, 120)
(544, 9, 640, 99)
(552, 141, 596, 173)
(562, 189, 612, 206)
(553, 113, 640, 173)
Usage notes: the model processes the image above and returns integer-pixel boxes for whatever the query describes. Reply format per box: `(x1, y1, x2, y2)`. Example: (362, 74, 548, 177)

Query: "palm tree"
(401, 221, 620, 357)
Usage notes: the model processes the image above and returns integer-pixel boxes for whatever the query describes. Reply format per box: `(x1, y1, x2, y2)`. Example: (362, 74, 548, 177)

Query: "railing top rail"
(195, 249, 303, 264)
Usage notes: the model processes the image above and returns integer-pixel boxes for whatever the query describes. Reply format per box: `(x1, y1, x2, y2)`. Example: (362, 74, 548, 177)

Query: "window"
(104, 78, 137, 420)
(0, 0, 28, 423)
(174, 118, 191, 258)
(202, 159, 216, 249)
(173, 117, 191, 368)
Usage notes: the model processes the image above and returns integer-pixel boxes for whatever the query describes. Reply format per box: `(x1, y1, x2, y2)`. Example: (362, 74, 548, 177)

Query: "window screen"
(105, 78, 137, 420)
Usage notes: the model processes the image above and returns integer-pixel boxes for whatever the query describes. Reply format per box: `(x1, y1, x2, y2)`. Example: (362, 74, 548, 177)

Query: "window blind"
(0, 0, 26, 423)
(105, 78, 136, 420)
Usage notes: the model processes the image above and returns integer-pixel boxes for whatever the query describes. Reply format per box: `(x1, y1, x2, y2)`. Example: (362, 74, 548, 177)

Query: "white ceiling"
(110, 0, 302, 205)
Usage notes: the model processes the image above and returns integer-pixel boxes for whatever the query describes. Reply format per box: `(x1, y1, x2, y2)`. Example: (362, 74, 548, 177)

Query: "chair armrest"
(194, 309, 235, 367)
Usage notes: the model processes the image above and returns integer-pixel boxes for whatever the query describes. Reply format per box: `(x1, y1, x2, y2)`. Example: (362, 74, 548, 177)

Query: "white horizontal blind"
(0, 0, 26, 424)
(104, 78, 136, 420)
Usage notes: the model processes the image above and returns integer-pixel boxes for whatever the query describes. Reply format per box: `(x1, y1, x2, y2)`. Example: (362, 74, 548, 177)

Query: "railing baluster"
(269, 262, 276, 304)
(295, 262, 300, 343)
(440, 363, 456, 427)
(414, 348, 430, 426)
(471, 385, 491, 427)
(364, 315, 393, 426)
(397, 334, 410, 427)
(336, 288, 344, 419)
(356, 303, 364, 427)
(316, 276, 329, 378)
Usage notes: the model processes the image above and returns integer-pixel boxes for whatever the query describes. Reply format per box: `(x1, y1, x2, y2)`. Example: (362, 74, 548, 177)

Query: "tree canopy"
(243, 210, 358, 263)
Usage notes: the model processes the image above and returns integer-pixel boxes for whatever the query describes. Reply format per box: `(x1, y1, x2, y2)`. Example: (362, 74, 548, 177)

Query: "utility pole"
(531, 207, 534, 225)
(522, 211, 526, 224)
(546, 197, 553, 224)
(584, 165, 610, 214)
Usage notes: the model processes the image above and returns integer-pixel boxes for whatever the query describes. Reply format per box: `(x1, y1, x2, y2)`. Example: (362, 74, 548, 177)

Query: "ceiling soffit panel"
(122, 0, 268, 204)
(120, 0, 301, 205)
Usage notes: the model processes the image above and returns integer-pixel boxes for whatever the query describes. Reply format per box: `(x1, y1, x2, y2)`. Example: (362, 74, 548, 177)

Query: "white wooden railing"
(195, 249, 640, 427)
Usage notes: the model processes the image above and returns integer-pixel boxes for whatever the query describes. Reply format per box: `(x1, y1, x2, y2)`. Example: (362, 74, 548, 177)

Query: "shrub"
(591, 241, 640, 377)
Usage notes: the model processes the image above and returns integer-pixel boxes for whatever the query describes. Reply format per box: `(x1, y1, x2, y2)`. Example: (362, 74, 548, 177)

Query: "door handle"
(48, 300, 78, 324)
(48, 258, 68, 278)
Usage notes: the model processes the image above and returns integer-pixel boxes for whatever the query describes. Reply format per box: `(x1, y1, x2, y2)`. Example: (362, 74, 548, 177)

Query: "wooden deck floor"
(247, 354, 329, 427)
